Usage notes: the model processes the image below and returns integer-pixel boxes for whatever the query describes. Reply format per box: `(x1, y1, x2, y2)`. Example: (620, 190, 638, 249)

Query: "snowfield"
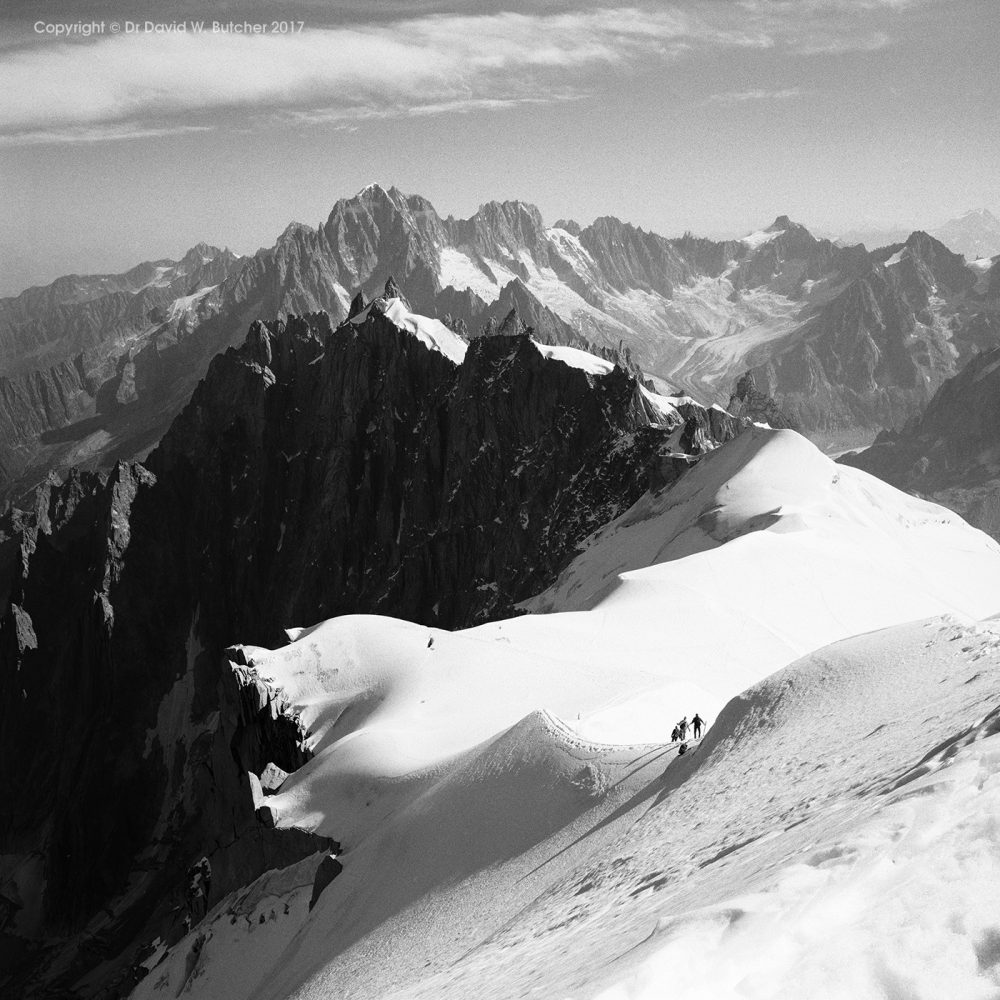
(530, 341, 614, 376)
(349, 297, 468, 364)
(131, 428, 1000, 1000)
(740, 228, 783, 249)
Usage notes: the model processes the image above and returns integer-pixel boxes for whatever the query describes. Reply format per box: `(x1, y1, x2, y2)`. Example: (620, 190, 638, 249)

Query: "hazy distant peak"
(932, 209, 1000, 260)
(957, 208, 999, 223)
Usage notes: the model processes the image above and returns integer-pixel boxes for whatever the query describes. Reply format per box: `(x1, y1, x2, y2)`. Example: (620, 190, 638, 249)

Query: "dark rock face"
(840, 344, 1000, 541)
(0, 305, 745, 998)
(727, 372, 798, 430)
(0, 462, 330, 998)
(579, 216, 693, 298)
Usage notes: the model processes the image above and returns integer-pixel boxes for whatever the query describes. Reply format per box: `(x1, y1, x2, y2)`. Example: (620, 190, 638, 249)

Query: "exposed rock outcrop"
(727, 371, 799, 430)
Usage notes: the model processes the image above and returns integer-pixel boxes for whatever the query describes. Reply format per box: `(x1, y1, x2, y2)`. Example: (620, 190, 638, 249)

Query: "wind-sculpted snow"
(129, 428, 1000, 1000)
(520, 428, 1000, 709)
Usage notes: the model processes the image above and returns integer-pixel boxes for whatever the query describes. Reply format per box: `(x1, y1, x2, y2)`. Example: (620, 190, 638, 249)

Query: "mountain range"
(2, 186, 999, 503)
(835, 208, 1000, 261)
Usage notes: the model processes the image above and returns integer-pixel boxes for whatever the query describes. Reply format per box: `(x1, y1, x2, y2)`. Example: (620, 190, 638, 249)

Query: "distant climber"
(692, 714, 704, 740)
(671, 725, 680, 743)
(677, 717, 688, 740)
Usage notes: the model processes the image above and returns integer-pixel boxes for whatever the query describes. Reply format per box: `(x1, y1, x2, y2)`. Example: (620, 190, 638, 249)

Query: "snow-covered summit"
(739, 215, 799, 249)
(933, 207, 1000, 260)
(349, 296, 468, 364)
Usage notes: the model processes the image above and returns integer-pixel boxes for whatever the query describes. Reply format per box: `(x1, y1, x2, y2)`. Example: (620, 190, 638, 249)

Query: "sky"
(0, 0, 997, 294)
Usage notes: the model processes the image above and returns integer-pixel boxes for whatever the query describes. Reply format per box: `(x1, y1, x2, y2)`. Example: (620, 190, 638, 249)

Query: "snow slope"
(531, 340, 615, 376)
(385, 616, 1000, 1000)
(349, 297, 468, 364)
(130, 429, 1000, 1000)
(740, 228, 782, 249)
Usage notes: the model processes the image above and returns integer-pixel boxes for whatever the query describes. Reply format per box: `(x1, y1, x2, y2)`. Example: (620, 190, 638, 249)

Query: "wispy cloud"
(708, 87, 806, 104)
(0, 122, 214, 146)
(0, 2, 925, 143)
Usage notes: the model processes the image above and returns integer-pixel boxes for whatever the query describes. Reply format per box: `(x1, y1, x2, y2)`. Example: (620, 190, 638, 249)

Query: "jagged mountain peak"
(727, 370, 798, 430)
(474, 199, 545, 224)
(466, 200, 548, 246)
(278, 221, 316, 242)
(354, 181, 405, 202)
(767, 214, 798, 232)
(383, 275, 406, 303)
(886, 230, 975, 294)
(179, 241, 227, 263)
(327, 183, 423, 225)
(497, 305, 529, 337)
(553, 218, 582, 236)
(588, 214, 637, 234)
(957, 207, 999, 223)
(904, 228, 942, 248)
(347, 290, 367, 319)
(903, 227, 984, 266)
(737, 215, 818, 252)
